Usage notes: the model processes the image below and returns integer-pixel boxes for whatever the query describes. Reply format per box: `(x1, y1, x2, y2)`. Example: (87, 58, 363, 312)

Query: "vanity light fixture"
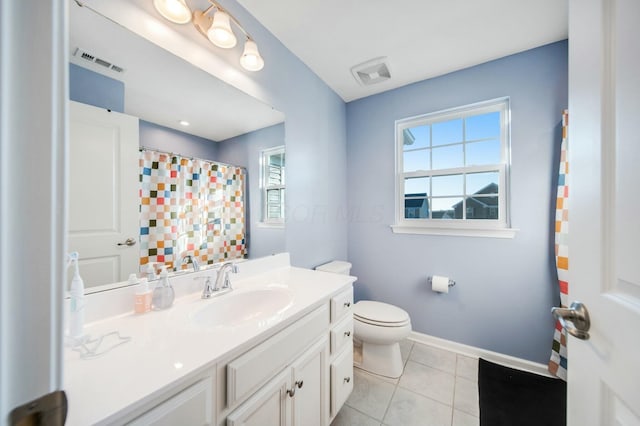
(152, 0, 192, 24)
(153, 0, 264, 72)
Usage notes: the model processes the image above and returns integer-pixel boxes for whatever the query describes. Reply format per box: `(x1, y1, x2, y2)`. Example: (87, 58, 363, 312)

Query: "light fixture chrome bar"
(204, 0, 255, 41)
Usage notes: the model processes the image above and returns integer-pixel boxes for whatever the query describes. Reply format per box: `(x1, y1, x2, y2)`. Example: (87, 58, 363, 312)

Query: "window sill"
(390, 224, 518, 239)
(257, 221, 285, 229)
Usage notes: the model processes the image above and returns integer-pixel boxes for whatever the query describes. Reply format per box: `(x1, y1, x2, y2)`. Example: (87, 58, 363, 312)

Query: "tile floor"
(331, 340, 479, 426)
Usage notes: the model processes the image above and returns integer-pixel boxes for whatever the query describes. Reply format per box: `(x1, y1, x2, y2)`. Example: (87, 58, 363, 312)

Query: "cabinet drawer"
(330, 287, 353, 323)
(330, 315, 353, 356)
(227, 304, 329, 407)
(128, 377, 213, 426)
(330, 345, 353, 417)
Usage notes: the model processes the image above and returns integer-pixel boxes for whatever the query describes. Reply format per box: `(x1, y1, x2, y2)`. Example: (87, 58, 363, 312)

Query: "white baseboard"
(408, 331, 554, 378)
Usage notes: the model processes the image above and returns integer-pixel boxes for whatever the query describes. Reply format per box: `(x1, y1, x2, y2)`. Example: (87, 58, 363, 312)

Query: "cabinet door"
(226, 370, 290, 426)
(128, 377, 214, 426)
(291, 338, 329, 426)
(330, 345, 353, 418)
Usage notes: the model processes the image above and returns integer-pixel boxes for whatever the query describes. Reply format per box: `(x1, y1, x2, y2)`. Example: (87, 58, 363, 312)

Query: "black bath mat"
(478, 358, 566, 426)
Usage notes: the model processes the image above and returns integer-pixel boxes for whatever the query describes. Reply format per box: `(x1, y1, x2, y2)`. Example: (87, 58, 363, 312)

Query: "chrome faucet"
(178, 254, 200, 272)
(197, 261, 238, 299)
(214, 261, 238, 292)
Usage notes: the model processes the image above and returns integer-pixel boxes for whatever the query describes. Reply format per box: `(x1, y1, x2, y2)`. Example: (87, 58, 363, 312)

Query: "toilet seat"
(354, 301, 410, 327)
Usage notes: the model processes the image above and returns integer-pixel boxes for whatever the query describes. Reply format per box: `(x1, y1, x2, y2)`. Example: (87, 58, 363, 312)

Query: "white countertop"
(64, 258, 355, 425)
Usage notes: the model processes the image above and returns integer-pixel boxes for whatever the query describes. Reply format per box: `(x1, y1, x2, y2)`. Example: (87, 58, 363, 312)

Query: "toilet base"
(354, 341, 405, 379)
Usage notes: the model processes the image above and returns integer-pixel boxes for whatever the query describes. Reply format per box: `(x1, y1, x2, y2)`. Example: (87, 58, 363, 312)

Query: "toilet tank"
(315, 260, 352, 275)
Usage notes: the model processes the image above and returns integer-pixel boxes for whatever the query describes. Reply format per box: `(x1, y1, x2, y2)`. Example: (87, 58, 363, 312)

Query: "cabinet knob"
(343, 377, 351, 384)
(344, 302, 351, 307)
(344, 331, 351, 337)
(287, 381, 303, 398)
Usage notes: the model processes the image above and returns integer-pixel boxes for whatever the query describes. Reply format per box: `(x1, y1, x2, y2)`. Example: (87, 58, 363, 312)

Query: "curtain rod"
(139, 147, 247, 171)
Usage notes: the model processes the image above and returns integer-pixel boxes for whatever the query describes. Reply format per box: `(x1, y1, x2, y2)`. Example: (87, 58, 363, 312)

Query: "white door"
(568, 0, 640, 424)
(68, 101, 139, 289)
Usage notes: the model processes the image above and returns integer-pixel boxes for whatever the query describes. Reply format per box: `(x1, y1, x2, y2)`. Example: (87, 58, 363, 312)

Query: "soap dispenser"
(152, 266, 175, 310)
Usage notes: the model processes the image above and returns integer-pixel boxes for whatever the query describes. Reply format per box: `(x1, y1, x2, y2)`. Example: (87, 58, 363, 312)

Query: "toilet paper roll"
(431, 275, 450, 293)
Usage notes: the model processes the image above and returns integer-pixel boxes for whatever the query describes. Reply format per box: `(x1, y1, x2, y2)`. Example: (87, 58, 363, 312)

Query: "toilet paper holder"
(427, 276, 456, 288)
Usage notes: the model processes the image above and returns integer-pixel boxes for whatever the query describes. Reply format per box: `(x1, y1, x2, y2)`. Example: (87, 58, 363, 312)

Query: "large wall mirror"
(68, 2, 285, 291)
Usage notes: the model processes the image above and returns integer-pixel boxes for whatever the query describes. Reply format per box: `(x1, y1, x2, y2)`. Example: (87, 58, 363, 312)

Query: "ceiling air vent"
(350, 57, 391, 86)
(73, 47, 125, 73)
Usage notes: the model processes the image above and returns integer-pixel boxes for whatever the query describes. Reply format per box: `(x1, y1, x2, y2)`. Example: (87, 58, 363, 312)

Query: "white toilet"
(315, 261, 412, 379)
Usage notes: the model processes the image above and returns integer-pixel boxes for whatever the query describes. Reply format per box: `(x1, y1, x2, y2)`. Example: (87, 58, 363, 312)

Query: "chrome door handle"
(117, 237, 136, 247)
(551, 301, 590, 340)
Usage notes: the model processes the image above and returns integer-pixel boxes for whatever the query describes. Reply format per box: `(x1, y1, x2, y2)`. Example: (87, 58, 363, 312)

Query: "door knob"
(117, 237, 136, 247)
(551, 301, 591, 340)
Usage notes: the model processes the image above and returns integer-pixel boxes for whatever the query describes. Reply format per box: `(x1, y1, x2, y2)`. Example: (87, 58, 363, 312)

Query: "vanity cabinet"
(328, 287, 354, 420)
(227, 338, 329, 426)
(127, 369, 216, 426)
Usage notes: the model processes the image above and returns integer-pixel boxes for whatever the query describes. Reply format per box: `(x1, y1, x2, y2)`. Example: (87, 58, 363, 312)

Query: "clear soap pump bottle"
(152, 266, 175, 310)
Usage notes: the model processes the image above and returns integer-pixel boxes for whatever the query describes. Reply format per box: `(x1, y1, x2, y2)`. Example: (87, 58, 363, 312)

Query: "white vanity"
(64, 253, 355, 425)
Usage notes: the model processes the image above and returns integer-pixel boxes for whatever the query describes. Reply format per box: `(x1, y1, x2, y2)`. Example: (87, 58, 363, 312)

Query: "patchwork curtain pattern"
(548, 110, 569, 380)
(139, 150, 246, 272)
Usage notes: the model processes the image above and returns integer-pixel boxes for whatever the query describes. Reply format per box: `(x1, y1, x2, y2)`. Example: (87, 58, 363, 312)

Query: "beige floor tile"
(331, 405, 382, 426)
(456, 355, 479, 381)
(454, 376, 479, 417)
(452, 409, 479, 426)
(409, 343, 457, 374)
(400, 339, 414, 365)
(398, 360, 455, 405)
(382, 387, 452, 426)
(346, 368, 397, 421)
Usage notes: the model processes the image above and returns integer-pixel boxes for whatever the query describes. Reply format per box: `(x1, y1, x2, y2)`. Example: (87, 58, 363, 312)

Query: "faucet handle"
(194, 275, 217, 299)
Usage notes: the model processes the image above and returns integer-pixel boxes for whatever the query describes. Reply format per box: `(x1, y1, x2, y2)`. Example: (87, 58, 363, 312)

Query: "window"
(261, 146, 285, 225)
(393, 98, 515, 238)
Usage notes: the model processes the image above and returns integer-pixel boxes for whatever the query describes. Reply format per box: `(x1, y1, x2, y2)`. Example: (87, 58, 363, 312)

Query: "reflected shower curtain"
(138, 150, 246, 272)
(548, 110, 569, 380)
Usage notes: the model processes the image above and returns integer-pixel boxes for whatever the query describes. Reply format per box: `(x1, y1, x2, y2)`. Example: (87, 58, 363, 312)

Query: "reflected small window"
(261, 146, 285, 224)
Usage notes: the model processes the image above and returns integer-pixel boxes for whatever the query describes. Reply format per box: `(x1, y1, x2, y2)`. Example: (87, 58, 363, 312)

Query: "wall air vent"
(350, 57, 391, 86)
(73, 47, 125, 73)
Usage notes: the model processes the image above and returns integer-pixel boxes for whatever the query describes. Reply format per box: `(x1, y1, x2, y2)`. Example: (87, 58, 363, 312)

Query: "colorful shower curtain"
(139, 150, 247, 272)
(548, 110, 569, 380)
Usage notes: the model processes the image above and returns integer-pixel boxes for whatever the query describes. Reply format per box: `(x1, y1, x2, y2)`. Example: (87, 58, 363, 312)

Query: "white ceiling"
(69, 2, 284, 142)
(237, 0, 568, 102)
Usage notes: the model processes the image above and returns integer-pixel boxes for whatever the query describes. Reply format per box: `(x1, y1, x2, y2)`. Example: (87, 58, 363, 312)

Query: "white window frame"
(260, 146, 285, 227)
(391, 97, 518, 238)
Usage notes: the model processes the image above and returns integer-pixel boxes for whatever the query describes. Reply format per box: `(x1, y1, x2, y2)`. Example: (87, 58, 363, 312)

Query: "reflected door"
(68, 101, 139, 289)
(568, 0, 640, 424)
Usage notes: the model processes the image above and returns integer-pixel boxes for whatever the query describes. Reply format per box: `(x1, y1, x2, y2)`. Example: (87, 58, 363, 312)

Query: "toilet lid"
(354, 301, 410, 324)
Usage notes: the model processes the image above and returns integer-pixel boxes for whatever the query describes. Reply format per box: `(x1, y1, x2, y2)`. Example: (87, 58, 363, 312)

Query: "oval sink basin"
(192, 288, 293, 328)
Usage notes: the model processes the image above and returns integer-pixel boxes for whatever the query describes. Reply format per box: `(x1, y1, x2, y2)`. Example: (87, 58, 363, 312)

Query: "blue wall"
(209, 0, 348, 269)
(139, 120, 218, 160)
(345, 41, 568, 363)
(69, 63, 124, 112)
(218, 123, 286, 258)
(69, 63, 218, 160)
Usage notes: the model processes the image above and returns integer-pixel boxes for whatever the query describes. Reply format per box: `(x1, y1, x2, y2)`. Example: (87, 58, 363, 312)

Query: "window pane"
(432, 144, 463, 170)
(266, 188, 284, 220)
(404, 197, 429, 219)
(403, 149, 430, 172)
(431, 197, 463, 219)
(432, 174, 463, 196)
(465, 111, 500, 141)
(403, 125, 430, 150)
(465, 139, 501, 166)
(466, 195, 498, 219)
(432, 119, 462, 146)
(466, 172, 499, 195)
(404, 177, 429, 196)
(267, 152, 285, 185)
